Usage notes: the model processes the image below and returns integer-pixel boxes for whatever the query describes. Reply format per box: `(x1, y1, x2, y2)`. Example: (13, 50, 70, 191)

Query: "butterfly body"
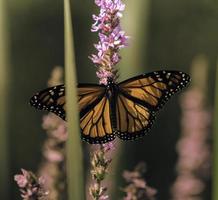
(30, 70, 190, 144)
(106, 82, 118, 132)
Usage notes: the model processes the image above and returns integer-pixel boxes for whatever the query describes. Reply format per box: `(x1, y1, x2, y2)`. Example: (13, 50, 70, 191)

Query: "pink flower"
(90, 0, 128, 85)
(14, 169, 49, 199)
(95, 0, 125, 15)
(103, 142, 115, 151)
(14, 175, 28, 188)
(96, 69, 113, 79)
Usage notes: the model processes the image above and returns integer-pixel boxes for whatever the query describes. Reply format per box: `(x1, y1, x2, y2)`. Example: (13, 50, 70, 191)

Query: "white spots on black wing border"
(30, 85, 66, 120)
(116, 127, 151, 141)
(30, 94, 66, 120)
(116, 113, 156, 141)
(154, 71, 190, 111)
(49, 90, 55, 96)
(82, 133, 116, 144)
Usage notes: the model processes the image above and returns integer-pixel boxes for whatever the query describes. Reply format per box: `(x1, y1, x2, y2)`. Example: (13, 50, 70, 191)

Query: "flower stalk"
(89, 1, 128, 199)
(90, 0, 128, 85)
(89, 143, 115, 200)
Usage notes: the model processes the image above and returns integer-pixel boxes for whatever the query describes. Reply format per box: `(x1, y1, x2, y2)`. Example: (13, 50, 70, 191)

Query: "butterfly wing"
(118, 70, 190, 111)
(78, 84, 115, 144)
(116, 70, 190, 140)
(30, 84, 115, 144)
(116, 92, 155, 140)
(30, 84, 66, 120)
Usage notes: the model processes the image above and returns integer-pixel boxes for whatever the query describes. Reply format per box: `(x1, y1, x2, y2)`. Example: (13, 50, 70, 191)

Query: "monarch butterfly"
(30, 70, 190, 144)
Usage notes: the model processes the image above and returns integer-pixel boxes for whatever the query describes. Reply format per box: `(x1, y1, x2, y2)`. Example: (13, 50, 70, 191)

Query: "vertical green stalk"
(64, 0, 84, 200)
(213, 58, 218, 200)
(0, 0, 10, 199)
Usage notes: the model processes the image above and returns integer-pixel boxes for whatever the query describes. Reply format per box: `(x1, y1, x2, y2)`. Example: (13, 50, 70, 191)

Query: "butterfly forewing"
(78, 84, 106, 116)
(118, 71, 190, 111)
(30, 85, 66, 120)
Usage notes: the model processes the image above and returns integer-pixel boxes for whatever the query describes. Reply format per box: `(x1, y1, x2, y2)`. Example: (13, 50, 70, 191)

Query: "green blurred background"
(0, 0, 218, 199)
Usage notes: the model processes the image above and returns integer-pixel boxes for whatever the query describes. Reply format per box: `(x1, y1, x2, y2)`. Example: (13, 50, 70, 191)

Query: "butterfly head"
(107, 77, 114, 86)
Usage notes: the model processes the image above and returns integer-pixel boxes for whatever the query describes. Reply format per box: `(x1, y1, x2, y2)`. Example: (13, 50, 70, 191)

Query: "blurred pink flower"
(171, 88, 211, 200)
(42, 113, 62, 130)
(173, 175, 205, 196)
(51, 123, 68, 141)
(122, 163, 157, 200)
(44, 149, 64, 162)
(39, 97, 67, 200)
(99, 195, 109, 200)
(133, 179, 146, 189)
(123, 170, 140, 182)
(16, 67, 66, 200)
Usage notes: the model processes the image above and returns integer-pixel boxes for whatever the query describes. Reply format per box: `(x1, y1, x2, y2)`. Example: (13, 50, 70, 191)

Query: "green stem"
(0, 0, 10, 199)
(64, 0, 84, 199)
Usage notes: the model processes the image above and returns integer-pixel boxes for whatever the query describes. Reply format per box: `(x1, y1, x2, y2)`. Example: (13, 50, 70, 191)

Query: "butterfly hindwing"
(80, 95, 115, 144)
(116, 92, 155, 140)
(78, 84, 115, 144)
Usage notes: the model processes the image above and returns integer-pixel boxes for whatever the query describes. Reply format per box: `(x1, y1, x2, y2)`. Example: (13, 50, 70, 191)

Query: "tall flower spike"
(90, 0, 128, 85)
(89, 1, 127, 199)
(89, 144, 115, 200)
